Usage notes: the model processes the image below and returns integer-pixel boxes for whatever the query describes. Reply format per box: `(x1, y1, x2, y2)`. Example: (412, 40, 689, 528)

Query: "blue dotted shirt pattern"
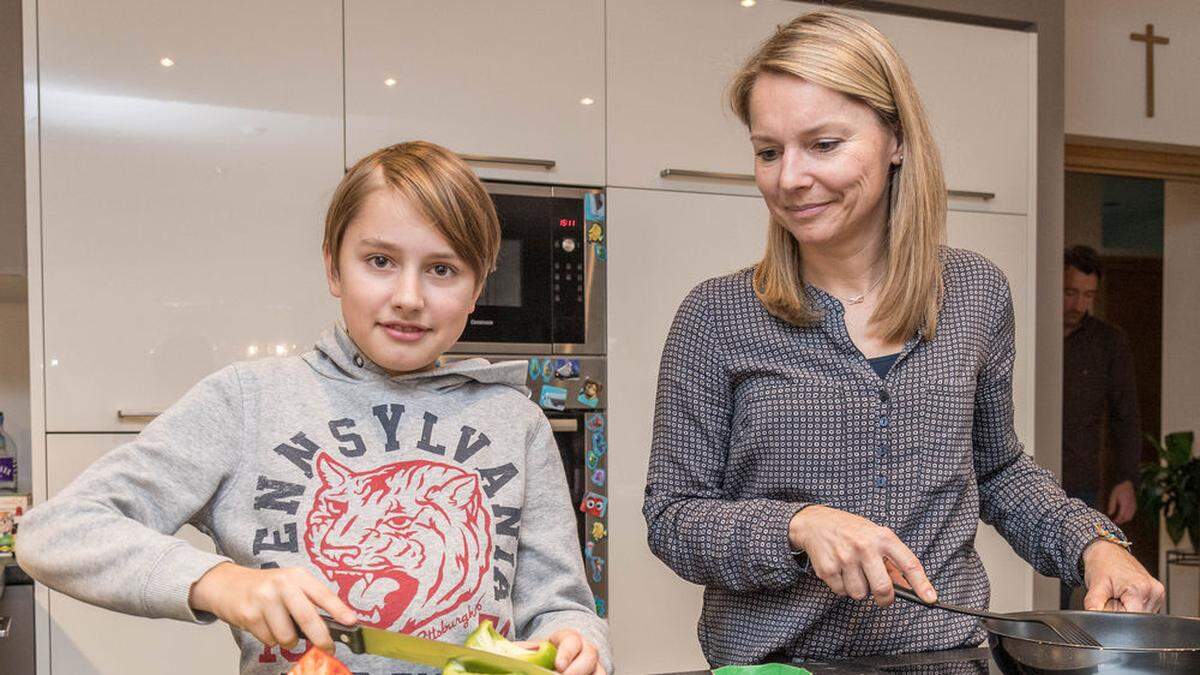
(642, 247, 1123, 666)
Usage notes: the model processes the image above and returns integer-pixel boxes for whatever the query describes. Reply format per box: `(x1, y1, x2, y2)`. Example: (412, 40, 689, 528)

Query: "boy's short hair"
(1065, 245, 1103, 279)
(324, 141, 500, 285)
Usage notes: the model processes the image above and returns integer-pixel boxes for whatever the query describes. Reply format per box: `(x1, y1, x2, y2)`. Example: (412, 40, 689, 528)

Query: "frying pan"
(983, 609, 1200, 674)
(894, 586, 1200, 673)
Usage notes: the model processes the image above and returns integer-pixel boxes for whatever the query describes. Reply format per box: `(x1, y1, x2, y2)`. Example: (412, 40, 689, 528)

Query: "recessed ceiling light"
(384, 77, 397, 87)
(580, 97, 595, 106)
(160, 57, 175, 67)
(741, 0, 757, 7)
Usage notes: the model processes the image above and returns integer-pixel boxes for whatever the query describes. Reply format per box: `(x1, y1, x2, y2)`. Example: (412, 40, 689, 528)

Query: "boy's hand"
(539, 629, 605, 675)
(189, 562, 357, 652)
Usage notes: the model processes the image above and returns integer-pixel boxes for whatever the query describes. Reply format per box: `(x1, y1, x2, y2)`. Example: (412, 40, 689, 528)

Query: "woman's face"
(748, 72, 902, 250)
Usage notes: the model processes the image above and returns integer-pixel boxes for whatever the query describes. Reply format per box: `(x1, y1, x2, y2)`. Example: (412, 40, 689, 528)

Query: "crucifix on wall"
(1130, 23, 1169, 118)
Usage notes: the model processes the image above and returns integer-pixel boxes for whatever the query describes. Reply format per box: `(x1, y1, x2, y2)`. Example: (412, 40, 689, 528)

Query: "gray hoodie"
(18, 326, 610, 674)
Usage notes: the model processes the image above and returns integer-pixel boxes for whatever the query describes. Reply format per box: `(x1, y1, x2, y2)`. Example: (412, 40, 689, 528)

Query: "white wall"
(1065, 0, 1200, 147)
(1161, 181, 1200, 615)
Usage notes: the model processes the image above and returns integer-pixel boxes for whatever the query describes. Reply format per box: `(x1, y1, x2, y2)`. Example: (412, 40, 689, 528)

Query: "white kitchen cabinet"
(606, 188, 768, 673)
(45, 434, 239, 675)
(37, 0, 342, 432)
(345, 0, 606, 186)
(607, 0, 1033, 215)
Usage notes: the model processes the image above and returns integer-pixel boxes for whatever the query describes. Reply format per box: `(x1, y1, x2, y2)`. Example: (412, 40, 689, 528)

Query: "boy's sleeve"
(16, 365, 245, 623)
(511, 417, 611, 673)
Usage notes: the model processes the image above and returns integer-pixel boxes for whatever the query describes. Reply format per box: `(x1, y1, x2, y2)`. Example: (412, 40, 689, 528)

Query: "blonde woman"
(642, 11, 1162, 665)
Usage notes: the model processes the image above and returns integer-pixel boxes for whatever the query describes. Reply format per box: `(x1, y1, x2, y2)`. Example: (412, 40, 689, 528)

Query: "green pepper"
(441, 620, 557, 674)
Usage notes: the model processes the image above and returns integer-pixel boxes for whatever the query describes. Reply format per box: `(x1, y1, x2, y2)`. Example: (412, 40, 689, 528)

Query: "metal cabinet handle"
(947, 189, 996, 200)
(660, 168, 755, 182)
(549, 418, 579, 433)
(0, 615, 11, 638)
(117, 410, 162, 420)
(458, 154, 556, 169)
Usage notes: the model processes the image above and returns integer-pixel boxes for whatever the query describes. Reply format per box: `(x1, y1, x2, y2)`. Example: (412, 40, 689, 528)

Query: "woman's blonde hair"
(729, 10, 946, 341)
(324, 141, 500, 286)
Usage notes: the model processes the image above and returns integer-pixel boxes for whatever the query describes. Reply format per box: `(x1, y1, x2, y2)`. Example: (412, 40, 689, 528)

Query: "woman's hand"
(1082, 540, 1164, 612)
(189, 562, 357, 652)
(789, 505, 937, 606)
(519, 629, 605, 675)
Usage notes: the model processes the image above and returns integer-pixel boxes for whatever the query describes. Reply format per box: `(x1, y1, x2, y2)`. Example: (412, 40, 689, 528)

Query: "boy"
(18, 142, 610, 675)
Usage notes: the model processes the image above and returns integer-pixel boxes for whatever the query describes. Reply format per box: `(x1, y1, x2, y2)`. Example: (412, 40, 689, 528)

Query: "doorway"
(1066, 136, 1200, 616)
(1064, 171, 1163, 584)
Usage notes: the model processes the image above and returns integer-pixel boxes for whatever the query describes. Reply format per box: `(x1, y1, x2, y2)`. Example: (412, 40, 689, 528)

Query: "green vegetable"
(441, 621, 557, 674)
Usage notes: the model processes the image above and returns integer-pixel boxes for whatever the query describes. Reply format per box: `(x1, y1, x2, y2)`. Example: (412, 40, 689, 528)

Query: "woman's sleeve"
(973, 278, 1122, 585)
(642, 283, 806, 593)
(14, 366, 243, 622)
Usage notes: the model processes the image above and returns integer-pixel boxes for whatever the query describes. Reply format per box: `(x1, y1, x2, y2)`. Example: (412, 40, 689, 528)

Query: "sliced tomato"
(288, 647, 352, 675)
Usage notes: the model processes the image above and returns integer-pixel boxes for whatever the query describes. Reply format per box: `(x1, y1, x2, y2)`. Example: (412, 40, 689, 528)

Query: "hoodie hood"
(303, 323, 530, 396)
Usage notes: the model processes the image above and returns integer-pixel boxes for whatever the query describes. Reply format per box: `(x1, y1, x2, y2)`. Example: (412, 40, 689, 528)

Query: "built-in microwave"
(453, 182, 606, 355)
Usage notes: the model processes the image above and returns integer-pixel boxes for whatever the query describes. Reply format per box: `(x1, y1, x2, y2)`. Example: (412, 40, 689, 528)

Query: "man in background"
(1062, 245, 1142, 606)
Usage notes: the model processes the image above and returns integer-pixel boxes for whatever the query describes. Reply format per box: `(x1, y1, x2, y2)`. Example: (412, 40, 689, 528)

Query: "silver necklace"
(839, 274, 884, 305)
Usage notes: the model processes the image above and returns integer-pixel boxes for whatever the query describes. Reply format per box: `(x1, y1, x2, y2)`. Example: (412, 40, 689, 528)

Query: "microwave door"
(461, 193, 557, 348)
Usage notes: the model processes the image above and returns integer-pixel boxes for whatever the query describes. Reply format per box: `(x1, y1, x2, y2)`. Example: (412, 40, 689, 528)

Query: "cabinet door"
(607, 0, 800, 197)
(38, 1, 343, 432)
(607, 0, 1032, 213)
(346, 0, 605, 186)
(862, 11, 1033, 215)
(606, 188, 767, 673)
(45, 434, 240, 675)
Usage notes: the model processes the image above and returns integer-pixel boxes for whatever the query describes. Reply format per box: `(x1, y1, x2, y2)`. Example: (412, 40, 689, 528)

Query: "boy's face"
(325, 189, 480, 375)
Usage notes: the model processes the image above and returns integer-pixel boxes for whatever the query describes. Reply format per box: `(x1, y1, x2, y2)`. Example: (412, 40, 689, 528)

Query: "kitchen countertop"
(657, 646, 1002, 674)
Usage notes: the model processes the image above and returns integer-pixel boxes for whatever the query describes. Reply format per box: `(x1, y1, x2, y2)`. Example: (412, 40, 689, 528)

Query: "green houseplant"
(1137, 431, 1199, 552)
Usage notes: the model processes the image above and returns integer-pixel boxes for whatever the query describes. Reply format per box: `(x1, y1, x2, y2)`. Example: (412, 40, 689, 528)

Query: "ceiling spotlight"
(741, 0, 757, 7)
(384, 77, 397, 87)
(580, 97, 595, 106)
(160, 57, 175, 67)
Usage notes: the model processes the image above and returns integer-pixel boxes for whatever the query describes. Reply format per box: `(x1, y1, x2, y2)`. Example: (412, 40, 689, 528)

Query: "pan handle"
(892, 584, 996, 621)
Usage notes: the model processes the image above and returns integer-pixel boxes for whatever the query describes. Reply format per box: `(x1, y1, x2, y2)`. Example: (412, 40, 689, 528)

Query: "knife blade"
(317, 617, 556, 674)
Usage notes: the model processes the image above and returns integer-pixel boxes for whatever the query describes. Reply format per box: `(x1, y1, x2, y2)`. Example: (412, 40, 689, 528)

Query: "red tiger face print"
(304, 454, 492, 632)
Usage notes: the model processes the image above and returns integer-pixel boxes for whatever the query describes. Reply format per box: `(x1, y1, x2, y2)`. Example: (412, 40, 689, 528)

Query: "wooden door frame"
(1066, 134, 1200, 183)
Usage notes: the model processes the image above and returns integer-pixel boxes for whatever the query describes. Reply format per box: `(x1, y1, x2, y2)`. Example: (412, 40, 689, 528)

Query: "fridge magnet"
(586, 414, 606, 432)
(0, 512, 14, 553)
(585, 540, 595, 561)
(591, 521, 608, 542)
(553, 358, 581, 380)
(579, 491, 608, 518)
(591, 556, 605, 583)
(587, 221, 604, 244)
(590, 467, 606, 487)
(590, 431, 607, 455)
(538, 385, 567, 411)
(594, 597, 607, 618)
(593, 243, 607, 262)
(584, 192, 605, 223)
(540, 359, 554, 383)
(577, 379, 603, 408)
(585, 448, 602, 470)
(528, 357, 541, 382)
